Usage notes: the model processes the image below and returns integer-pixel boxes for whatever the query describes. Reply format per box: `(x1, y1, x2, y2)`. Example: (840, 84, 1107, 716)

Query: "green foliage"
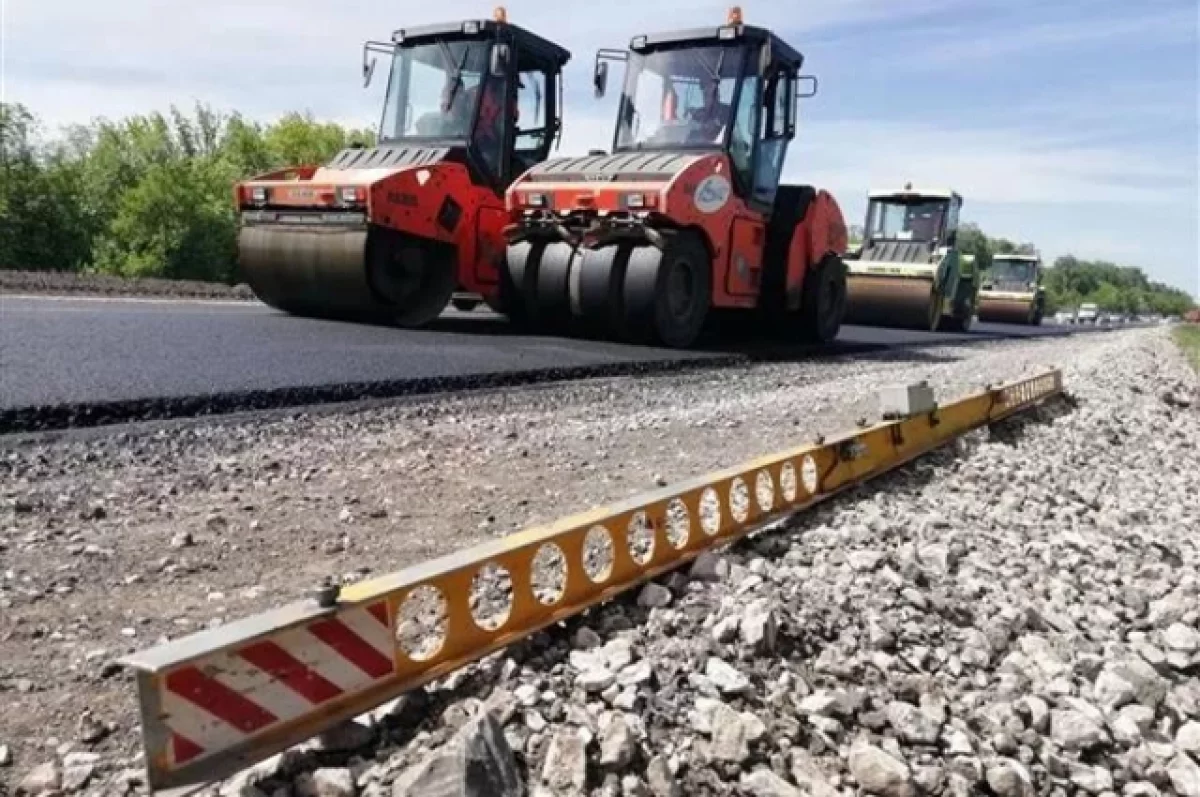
(0, 102, 374, 282)
(1173, 325, 1200, 372)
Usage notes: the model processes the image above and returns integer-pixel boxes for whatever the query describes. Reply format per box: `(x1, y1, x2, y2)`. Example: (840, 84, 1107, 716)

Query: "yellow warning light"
(727, 6, 743, 24)
(493, 6, 508, 22)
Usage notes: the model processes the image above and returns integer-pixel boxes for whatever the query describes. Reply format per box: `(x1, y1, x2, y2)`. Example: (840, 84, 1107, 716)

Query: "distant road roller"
(977, 253, 1045, 325)
(843, 185, 978, 332)
(501, 9, 850, 349)
(235, 9, 570, 326)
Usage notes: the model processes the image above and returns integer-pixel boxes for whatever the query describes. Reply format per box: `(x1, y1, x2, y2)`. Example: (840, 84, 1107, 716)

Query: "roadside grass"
(1173, 324, 1200, 371)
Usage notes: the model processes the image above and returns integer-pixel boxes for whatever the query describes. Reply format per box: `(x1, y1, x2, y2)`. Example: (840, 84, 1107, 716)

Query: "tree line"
(957, 223, 1195, 317)
(1, 101, 1195, 315)
(1, 103, 374, 283)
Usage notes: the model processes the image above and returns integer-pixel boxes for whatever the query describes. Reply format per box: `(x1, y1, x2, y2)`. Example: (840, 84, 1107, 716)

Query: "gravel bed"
(1, 327, 1197, 796)
(0, 269, 254, 300)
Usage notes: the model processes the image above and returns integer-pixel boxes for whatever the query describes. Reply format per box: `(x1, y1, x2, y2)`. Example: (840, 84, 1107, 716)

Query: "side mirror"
(363, 57, 377, 88)
(362, 41, 394, 89)
(797, 75, 818, 98)
(490, 44, 510, 78)
(594, 60, 609, 98)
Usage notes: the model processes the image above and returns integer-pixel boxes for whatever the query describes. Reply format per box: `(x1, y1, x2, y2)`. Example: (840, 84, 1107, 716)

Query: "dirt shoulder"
(0, 269, 253, 300)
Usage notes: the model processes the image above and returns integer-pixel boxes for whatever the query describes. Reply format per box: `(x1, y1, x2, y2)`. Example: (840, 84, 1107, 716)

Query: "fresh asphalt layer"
(0, 295, 1106, 430)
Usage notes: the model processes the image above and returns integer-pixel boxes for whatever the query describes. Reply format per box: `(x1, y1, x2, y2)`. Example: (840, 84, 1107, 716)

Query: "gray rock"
(1070, 763, 1115, 794)
(540, 728, 588, 795)
(1017, 696, 1050, 734)
(1168, 753, 1200, 797)
(1051, 708, 1107, 751)
(61, 759, 96, 792)
(317, 720, 374, 752)
(797, 690, 849, 717)
(1163, 623, 1200, 653)
(912, 764, 944, 794)
(0, 744, 10, 767)
(1111, 657, 1169, 708)
(886, 700, 942, 745)
(577, 667, 617, 693)
(1095, 666, 1138, 711)
(709, 702, 764, 763)
(391, 713, 521, 797)
(789, 750, 839, 797)
(599, 715, 637, 769)
(740, 599, 778, 654)
(637, 583, 672, 609)
(1111, 704, 1156, 746)
(689, 552, 728, 582)
(296, 768, 356, 797)
(573, 627, 602, 650)
(1177, 720, 1200, 755)
(645, 756, 679, 797)
(986, 759, 1036, 797)
(705, 657, 750, 695)
(739, 769, 802, 797)
(848, 741, 915, 797)
(17, 761, 61, 795)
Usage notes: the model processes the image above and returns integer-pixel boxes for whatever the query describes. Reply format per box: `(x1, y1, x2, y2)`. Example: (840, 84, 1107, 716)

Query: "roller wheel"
(452, 298, 480, 312)
(534, 242, 577, 330)
(503, 241, 545, 328)
(622, 233, 710, 348)
(798, 255, 847, 344)
(369, 233, 457, 327)
(575, 244, 631, 338)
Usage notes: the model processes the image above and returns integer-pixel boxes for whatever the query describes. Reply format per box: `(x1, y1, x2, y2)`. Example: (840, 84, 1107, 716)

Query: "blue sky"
(4, 0, 1198, 294)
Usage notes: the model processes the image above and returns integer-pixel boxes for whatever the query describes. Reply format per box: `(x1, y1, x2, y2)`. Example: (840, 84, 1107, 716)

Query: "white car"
(1077, 303, 1099, 324)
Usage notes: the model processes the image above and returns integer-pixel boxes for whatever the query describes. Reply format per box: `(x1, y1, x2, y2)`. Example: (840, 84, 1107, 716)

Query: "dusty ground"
(0, 270, 253, 300)
(0, 326, 1193, 794)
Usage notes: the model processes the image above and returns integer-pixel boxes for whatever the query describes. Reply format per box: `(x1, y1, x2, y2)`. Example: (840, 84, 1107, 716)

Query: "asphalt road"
(0, 295, 1100, 418)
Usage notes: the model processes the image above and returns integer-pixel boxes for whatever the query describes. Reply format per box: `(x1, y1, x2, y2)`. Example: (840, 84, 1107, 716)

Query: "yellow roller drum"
(844, 275, 941, 330)
(239, 225, 380, 319)
(977, 296, 1035, 325)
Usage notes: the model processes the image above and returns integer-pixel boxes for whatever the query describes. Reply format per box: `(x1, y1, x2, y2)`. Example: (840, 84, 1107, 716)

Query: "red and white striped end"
(160, 601, 394, 767)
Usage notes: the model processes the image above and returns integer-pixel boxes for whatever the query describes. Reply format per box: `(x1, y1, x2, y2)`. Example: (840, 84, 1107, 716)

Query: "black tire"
(622, 233, 711, 348)
(798, 255, 847, 344)
(369, 233, 457, 328)
(760, 185, 818, 324)
(451, 298, 480, 312)
(503, 240, 544, 328)
(534, 242, 577, 330)
(575, 244, 631, 338)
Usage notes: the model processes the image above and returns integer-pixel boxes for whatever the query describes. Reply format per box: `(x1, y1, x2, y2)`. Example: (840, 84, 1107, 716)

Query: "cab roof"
(392, 19, 571, 67)
(631, 24, 804, 71)
(869, 186, 959, 200)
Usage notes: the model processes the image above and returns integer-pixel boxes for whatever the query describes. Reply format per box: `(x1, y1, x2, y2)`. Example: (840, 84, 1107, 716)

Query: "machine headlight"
(626, 193, 645, 209)
(251, 187, 268, 204)
(525, 192, 547, 208)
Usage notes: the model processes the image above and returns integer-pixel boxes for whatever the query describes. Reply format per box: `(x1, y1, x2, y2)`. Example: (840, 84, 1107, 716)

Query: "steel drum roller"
(977, 297, 1035, 324)
(239, 225, 383, 318)
(844, 275, 940, 330)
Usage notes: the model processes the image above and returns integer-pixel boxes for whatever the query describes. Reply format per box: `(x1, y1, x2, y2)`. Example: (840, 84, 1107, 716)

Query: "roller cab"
(977, 253, 1044, 325)
(503, 9, 849, 348)
(236, 9, 570, 327)
(844, 186, 978, 332)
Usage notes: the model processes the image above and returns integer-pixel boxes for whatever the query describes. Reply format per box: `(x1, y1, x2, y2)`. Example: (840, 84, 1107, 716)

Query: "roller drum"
(977, 297, 1035, 325)
(239, 225, 382, 319)
(844, 275, 940, 331)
